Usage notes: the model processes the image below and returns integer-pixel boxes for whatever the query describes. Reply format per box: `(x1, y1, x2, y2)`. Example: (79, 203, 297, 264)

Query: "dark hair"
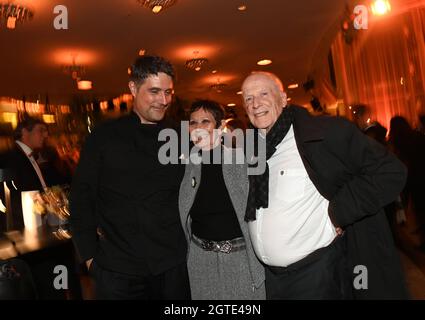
(310, 96, 323, 112)
(189, 100, 225, 128)
(389, 116, 411, 136)
(13, 116, 47, 140)
(364, 122, 387, 145)
(129, 55, 175, 86)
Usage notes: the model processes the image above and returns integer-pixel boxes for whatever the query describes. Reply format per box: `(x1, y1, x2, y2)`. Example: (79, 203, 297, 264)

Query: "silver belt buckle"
(218, 241, 232, 254)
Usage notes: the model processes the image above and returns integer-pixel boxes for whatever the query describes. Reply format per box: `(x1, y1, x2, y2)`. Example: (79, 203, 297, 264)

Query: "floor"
(393, 208, 425, 299)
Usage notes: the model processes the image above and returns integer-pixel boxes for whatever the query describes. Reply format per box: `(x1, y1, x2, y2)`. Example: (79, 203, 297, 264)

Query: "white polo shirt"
(248, 125, 337, 267)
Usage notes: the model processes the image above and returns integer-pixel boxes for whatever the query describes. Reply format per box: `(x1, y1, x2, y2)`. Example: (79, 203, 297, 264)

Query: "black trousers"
(91, 261, 191, 300)
(265, 235, 352, 300)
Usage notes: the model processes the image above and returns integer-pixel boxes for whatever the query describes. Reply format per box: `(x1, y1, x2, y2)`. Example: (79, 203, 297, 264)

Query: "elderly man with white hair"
(241, 71, 408, 300)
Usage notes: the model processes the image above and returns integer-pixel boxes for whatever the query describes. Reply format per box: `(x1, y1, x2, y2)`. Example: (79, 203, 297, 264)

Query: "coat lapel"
(222, 148, 249, 229)
(179, 162, 201, 241)
(292, 106, 327, 198)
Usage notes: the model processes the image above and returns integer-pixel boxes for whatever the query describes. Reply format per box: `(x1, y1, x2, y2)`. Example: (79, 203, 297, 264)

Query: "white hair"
(242, 71, 285, 92)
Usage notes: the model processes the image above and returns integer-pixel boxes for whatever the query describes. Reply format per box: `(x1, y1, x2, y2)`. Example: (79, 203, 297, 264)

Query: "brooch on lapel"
(191, 177, 197, 188)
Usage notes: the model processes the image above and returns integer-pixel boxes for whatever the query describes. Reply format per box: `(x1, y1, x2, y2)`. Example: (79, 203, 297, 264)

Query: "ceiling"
(0, 0, 347, 108)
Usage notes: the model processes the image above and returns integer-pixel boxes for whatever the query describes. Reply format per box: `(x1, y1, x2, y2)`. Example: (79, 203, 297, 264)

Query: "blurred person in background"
(389, 116, 425, 250)
(0, 116, 49, 230)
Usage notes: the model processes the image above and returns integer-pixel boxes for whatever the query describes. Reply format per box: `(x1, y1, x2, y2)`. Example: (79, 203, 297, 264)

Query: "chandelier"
(63, 64, 86, 80)
(185, 51, 208, 71)
(137, 0, 178, 14)
(210, 79, 228, 93)
(62, 54, 86, 80)
(0, 2, 34, 29)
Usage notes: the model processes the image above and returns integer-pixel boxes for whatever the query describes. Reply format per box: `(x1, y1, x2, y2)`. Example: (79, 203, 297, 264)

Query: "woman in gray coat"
(179, 100, 265, 300)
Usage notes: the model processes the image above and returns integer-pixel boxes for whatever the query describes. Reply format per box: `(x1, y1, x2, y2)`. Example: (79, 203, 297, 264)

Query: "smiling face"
(242, 73, 287, 133)
(189, 108, 223, 150)
(129, 72, 173, 124)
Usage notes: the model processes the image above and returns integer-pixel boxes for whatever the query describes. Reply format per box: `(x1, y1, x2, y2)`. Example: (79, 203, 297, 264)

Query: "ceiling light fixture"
(287, 83, 299, 89)
(227, 103, 236, 107)
(238, 5, 247, 11)
(0, 2, 34, 29)
(62, 54, 86, 80)
(371, 0, 391, 16)
(77, 80, 92, 91)
(185, 50, 208, 71)
(210, 78, 228, 93)
(257, 59, 272, 66)
(137, 0, 178, 14)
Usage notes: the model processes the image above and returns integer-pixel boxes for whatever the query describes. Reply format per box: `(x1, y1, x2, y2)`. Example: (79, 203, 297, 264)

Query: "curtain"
(329, 5, 425, 130)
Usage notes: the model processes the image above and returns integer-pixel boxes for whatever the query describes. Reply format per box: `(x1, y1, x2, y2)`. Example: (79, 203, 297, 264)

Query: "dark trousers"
(91, 261, 191, 300)
(265, 235, 352, 300)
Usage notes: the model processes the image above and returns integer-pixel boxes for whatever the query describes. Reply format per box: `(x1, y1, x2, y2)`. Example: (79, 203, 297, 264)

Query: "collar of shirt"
(16, 140, 33, 157)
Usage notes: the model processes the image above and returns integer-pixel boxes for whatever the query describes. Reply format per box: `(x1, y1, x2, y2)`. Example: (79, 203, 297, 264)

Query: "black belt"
(267, 235, 345, 275)
(192, 234, 246, 254)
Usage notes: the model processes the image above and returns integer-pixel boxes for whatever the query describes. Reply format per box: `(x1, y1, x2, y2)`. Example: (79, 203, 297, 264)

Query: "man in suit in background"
(0, 117, 49, 230)
(69, 55, 190, 299)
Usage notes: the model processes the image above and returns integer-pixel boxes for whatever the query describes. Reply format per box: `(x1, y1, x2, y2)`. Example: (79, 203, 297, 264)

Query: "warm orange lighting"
(212, 70, 217, 74)
(1, 112, 18, 129)
(238, 5, 247, 11)
(236, 91, 243, 95)
(152, 5, 163, 13)
(77, 80, 92, 90)
(195, 67, 201, 71)
(287, 97, 292, 102)
(173, 45, 218, 61)
(201, 73, 236, 85)
(227, 103, 236, 107)
(51, 49, 99, 66)
(139, 49, 146, 56)
(257, 59, 272, 66)
(6, 16, 16, 29)
(42, 114, 56, 124)
(371, 0, 391, 16)
(287, 84, 299, 89)
(127, 67, 131, 75)
(121, 94, 133, 102)
(60, 105, 71, 114)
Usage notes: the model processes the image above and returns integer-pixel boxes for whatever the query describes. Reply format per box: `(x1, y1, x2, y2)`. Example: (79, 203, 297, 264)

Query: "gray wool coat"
(178, 147, 265, 291)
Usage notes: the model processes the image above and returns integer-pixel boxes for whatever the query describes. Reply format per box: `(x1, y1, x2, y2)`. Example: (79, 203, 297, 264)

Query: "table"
(0, 226, 82, 299)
